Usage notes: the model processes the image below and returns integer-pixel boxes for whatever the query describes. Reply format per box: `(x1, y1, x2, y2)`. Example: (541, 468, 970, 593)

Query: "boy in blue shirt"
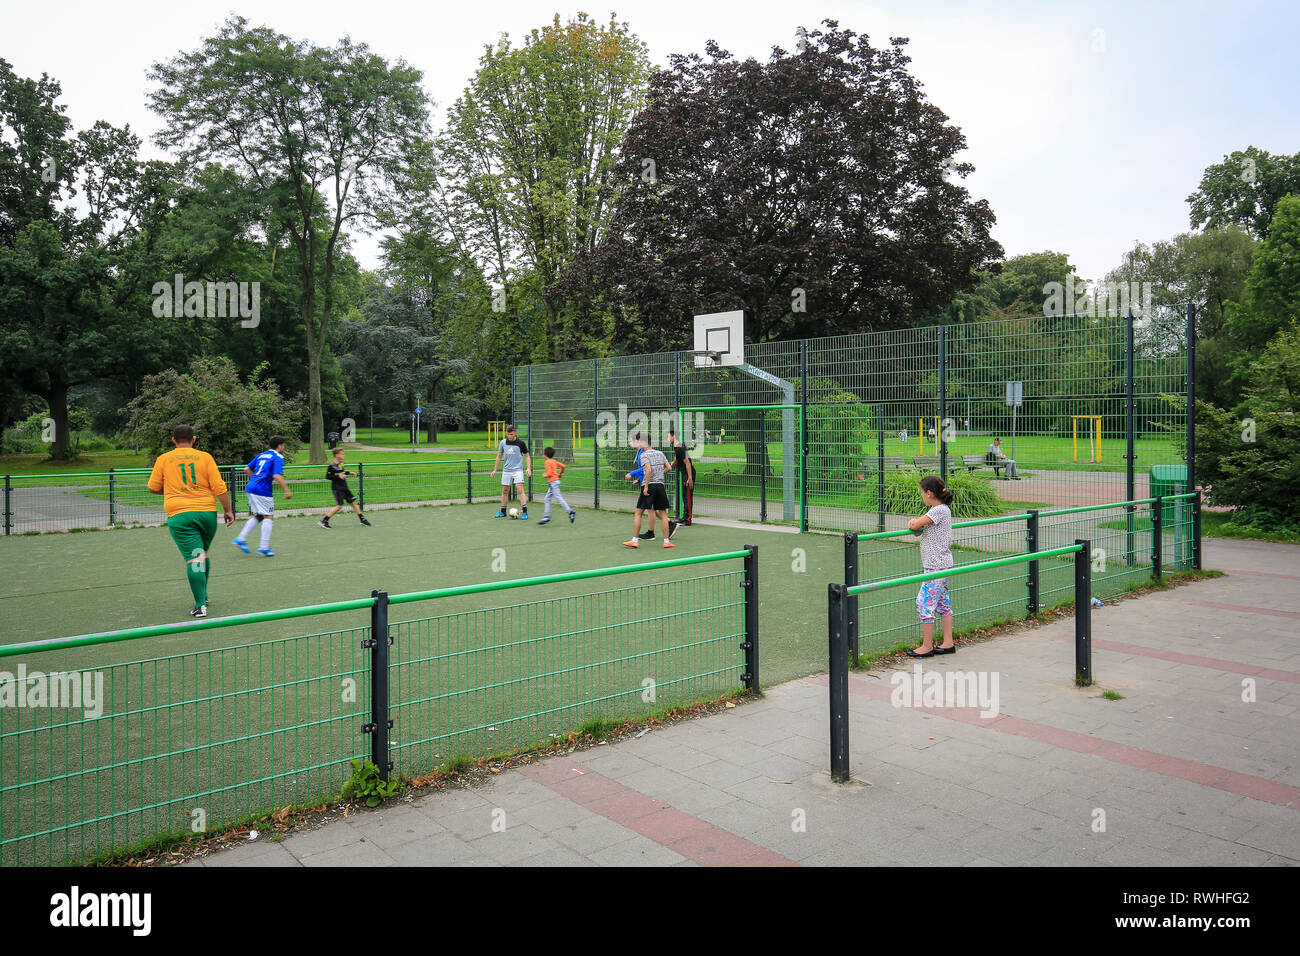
(234, 437, 293, 556)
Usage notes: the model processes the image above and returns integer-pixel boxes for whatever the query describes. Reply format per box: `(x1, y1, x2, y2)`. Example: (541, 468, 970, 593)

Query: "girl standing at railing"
(906, 475, 955, 658)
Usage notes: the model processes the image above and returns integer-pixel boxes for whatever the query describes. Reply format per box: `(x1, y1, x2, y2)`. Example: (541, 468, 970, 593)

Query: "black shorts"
(332, 486, 356, 506)
(636, 484, 669, 512)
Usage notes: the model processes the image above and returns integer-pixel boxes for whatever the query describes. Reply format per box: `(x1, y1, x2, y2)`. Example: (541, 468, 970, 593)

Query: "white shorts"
(501, 469, 524, 486)
(246, 493, 275, 515)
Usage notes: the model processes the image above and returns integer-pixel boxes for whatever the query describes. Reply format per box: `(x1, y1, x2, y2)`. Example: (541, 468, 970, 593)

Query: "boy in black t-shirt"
(319, 448, 372, 528)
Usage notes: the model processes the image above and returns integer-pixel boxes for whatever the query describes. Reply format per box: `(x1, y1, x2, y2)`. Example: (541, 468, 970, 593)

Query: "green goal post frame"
(679, 403, 805, 526)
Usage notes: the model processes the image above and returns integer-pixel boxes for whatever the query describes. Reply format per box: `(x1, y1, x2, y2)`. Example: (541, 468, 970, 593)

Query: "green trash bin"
(1149, 465, 1187, 524)
(1149, 464, 1189, 567)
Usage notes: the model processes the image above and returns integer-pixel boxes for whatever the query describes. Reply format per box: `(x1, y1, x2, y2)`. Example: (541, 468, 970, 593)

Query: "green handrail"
(0, 597, 378, 659)
(1038, 492, 1196, 518)
(857, 511, 1026, 542)
(848, 544, 1084, 595)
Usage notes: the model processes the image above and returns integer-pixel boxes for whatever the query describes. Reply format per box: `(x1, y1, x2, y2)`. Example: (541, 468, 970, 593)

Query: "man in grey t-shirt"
(490, 424, 532, 519)
(622, 437, 675, 548)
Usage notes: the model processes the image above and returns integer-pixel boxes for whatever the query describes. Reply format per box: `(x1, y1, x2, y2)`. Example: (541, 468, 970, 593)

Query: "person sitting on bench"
(986, 438, 1017, 478)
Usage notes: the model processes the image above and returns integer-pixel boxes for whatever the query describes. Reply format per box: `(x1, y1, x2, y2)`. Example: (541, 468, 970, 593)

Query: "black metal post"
(466, 458, 472, 503)
(876, 404, 885, 533)
(108, 468, 116, 526)
(1126, 309, 1137, 567)
(1026, 510, 1040, 617)
(1074, 539, 1092, 686)
(800, 340, 809, 533)
(367, 590, 392, 779)
(939, 324, 948, 481)
(1193, 494, 1202, 570)
(3, 475, 11, 535)
(828, 583, 851, 783)
(742, 545, 759, 691)
(844, 533, 860, 664)
(759, 413, 767, 523)
(593, 357, 600, 511)
(1186, 302, 1197, 571)
(357, 463, 365, 512)
(1151, 495, 1163, 581)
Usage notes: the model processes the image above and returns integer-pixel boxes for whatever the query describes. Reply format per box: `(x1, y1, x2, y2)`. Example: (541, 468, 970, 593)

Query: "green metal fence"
(827, 542, 1094, 782)
(1, 459, 504, 535)
(0, 548, 756, 865)
(842, 492, 1199, 659)
(512, 307, 1195, 533)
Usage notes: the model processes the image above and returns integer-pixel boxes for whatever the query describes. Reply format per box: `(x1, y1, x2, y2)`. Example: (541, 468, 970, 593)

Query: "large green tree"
(1222, 194, 1300, 372)
(1187, 146, 1300, 240)
(439, 12, 652, 362)
(1104, 227, 1257, 407)
(339, 234, 486, 442)
(0, 60, 183, 458)
(572, 20, 1002, 350)
(149, 16, 430, 462)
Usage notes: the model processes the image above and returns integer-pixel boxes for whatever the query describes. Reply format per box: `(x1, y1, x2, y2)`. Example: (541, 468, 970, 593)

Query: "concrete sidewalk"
(189, 537, 1300, 867)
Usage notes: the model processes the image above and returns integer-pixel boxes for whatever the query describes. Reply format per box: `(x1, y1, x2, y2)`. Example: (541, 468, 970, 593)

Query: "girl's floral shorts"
(916, 577, 951, 623)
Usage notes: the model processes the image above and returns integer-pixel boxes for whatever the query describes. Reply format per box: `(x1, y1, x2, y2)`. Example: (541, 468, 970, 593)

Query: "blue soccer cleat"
(494, 510, 506, 518)
(233, 539, 250, 554)
(538, 516, 551, 525)
(257, 548, 275, 557)
(519, 512, 528, 520)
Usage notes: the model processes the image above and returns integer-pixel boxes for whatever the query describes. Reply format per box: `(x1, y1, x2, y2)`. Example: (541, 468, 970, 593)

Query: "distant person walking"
(906, 475, 955, 658)
(147, 424, 234, 619)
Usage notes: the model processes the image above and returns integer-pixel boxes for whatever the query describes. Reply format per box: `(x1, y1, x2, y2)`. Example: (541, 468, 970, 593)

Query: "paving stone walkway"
(189, 536, 1300, 867)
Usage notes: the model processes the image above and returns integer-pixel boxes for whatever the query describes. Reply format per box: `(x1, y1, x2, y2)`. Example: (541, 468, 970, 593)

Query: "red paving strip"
(1211, 568, 1300, 582)
(806, 675, 1300, 811)
(1063, 636, 1300, 685)
(1145, 595, 1300, 620)
(519, 758, 798, 866)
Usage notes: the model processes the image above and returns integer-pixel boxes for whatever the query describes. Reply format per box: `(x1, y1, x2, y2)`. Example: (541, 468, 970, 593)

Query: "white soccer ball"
(509, 508, 519, 518)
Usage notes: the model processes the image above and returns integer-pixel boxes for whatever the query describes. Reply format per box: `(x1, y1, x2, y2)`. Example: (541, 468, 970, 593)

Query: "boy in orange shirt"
(537, 446, 575, 525)
(146, 424, 235, 618)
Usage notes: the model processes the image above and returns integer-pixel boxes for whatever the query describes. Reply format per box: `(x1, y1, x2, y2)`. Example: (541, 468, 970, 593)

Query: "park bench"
(860, 456, 910, 472)
(961, 453, 1008, 477)
(912, 456, 940, 471)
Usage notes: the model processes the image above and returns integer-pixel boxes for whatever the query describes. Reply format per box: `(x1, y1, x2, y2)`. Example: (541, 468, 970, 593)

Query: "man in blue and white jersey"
(234, 436, 293, 556)
(490, 424, 532, 519)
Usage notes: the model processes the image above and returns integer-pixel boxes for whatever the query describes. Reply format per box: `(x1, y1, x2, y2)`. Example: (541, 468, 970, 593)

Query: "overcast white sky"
(5, 0, 1298, 282)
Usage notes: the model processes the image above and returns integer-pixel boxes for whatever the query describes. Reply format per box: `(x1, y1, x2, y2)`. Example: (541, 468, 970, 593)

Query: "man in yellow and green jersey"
(147, 424, 235, 619)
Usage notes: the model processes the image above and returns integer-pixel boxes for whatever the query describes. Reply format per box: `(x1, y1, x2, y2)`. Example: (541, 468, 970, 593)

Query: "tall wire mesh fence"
(511, 309, 1194, 534)
(2, 459, 504, 534)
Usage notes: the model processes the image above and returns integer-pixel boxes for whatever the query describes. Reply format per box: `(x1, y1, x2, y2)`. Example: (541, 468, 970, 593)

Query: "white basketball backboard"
(693, 311, 744, 368)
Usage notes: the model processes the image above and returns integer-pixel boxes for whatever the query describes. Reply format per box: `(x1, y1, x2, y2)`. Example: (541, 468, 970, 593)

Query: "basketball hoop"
(691, 349, 723, 367)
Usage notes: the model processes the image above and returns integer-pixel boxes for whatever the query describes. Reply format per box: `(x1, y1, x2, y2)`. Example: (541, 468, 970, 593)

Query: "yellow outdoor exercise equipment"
(1072, 415, 1102, 463)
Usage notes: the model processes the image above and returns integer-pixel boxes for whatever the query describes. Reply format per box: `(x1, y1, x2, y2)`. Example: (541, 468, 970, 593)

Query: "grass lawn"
(1198, 510, 1300, 544)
